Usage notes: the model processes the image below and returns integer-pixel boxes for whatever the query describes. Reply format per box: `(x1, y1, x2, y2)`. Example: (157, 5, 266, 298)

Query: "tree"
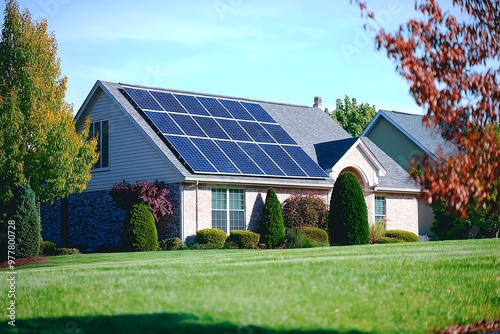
(352, 0, 499, 219)
(13, 183, 41, 258)
(0, 0, 98, 208)
(108, 180, 173, 223)
(328, 95, 376, 137)
(259, 188, 285, 248)
(328, 172, 370, 245)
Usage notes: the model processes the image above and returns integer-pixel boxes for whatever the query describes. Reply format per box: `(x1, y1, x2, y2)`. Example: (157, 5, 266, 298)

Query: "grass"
(1, 239, 499, 334)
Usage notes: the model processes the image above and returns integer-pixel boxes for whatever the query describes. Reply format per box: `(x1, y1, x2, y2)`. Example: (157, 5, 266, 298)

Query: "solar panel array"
(122, 86, 328, 179)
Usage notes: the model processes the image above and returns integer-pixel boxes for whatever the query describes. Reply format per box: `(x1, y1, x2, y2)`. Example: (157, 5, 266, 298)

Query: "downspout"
(195, 180, 199, 232)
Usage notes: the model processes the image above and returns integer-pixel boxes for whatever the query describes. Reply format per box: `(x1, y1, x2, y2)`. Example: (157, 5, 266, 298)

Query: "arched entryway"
(339, 166, 366, 189)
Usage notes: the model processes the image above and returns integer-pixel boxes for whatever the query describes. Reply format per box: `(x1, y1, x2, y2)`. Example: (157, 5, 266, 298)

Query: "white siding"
(83, 91, 182, 191)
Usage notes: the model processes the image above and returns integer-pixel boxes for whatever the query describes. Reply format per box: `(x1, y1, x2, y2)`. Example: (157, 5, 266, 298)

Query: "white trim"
(374, 187, 420, 194)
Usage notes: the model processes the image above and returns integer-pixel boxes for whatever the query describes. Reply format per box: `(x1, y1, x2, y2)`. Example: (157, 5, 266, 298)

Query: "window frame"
(211, 188, 245, 234)
(89, 120, 109, 170)
(374, 195, 386, 222)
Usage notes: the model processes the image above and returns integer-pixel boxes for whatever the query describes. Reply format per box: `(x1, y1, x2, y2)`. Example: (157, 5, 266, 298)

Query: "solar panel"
(192, 116, 229, 140)
(262, 123, 297, 145)
(237, 142, 285, 176)
(216, 140, 264, 175)
(216, 119, 252, 142)
(283, 146, 329, 178)
(166, 135, 217, 172)
(123, 86, 329, 179)
(124, 87, 163, 111)
(239, 121, 275, 143)
(241, 102, 276, 123)
(197, 97, 233, 118)
(219, 99, 254, 120)
(260, 144, 307, 177)
(144, 111, 184, 135)
(175, 94, 210, 116)
(150, 91, 186, 113)
(169, 114, 206, 137)
(191, 138, 240, 174)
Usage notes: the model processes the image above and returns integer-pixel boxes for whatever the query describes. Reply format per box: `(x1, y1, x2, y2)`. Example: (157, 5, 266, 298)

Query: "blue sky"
(4, 0, 427, 114)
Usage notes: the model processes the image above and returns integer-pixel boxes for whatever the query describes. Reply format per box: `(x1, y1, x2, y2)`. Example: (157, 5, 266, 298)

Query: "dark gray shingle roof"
(314, 138, 358, 170)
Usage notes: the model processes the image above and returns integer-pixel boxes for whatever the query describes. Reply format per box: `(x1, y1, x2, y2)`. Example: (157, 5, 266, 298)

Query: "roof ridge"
(115, 81, 313, 109)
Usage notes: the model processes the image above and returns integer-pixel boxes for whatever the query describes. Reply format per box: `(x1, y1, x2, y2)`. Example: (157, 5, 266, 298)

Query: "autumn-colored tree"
(353, 0, 500, 219)
(0, 1, 98, 209)
(328, 95, 377, 137)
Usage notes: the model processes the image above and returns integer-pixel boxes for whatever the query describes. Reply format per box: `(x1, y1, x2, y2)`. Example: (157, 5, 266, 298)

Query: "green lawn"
(1, 239, 499, 334)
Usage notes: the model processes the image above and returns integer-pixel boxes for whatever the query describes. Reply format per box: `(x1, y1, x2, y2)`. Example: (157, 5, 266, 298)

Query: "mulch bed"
(433, 319, 500, 334)
(0, 256, 52, 269)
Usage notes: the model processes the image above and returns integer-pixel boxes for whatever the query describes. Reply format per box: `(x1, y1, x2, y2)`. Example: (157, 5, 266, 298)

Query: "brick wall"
(40, 183, 182, 251)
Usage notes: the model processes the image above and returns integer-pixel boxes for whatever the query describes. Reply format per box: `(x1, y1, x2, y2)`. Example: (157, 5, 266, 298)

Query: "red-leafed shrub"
(109, 180, 173, 222)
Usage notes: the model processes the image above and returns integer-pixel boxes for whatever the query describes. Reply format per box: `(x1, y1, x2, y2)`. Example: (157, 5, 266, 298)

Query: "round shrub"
(384, 230, 420, 243)
(227, 230, 260, 249)
(328, 172, 370, 245)
(195, 228, 227, 248)
(158, 237, 187, 251)
(375, 236, 404, 244)
(282, 195, 328, 230)
(296, 227, 329, 243)
(122, 202, 158, 252)
(260, 188, 285, 248)
(13, 184, 41, 258)
(40, 240, 57, 256)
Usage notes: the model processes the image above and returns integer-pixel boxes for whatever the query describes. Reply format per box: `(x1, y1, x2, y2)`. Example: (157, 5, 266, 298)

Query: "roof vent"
(313, 96, 323, 109)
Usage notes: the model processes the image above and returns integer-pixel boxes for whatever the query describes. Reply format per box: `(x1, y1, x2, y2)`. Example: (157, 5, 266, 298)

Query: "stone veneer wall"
(40, 184, 182, 251)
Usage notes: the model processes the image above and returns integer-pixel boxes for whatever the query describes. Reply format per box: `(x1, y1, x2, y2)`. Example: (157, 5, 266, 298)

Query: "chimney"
(313, 96, 323, 109)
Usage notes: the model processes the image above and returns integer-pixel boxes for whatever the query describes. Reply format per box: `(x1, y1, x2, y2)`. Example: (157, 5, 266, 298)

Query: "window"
(374, 196, 386, 222)
(89, 120, 109, 169)
(212, 189, 245, 233)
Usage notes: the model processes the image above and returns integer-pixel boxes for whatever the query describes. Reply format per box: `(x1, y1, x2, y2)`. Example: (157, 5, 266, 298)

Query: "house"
(41, 81, 420, 250)
(361, 109, 455, 236)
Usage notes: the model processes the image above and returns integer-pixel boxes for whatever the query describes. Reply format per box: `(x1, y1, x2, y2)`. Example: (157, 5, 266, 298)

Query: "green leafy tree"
(13, 183, 41, 258)
(122, 203, 158, 252)
(260, 188, 285, 248)
(329, 172, 370, 245)
(329, 96, 376, 137)
(0, 0, 98, 209)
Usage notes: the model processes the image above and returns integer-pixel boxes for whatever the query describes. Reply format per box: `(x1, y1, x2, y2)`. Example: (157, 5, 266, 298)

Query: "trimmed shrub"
(282, 195, 328, 230)
(122, 203, 158, 252)
(40, 240, 57, 256)
(285, 229, 328, 249)
(384, 230, 420, 243)
(328, 172, 370, 245)
(296, 227, 329, 243)
(13, 184, 41, 258)
(370, 220, 386, 244)
(260, 188, 285, 248)
(55, 248, 81, 255)
(158, 237, 187, 251)
(227, 230, 260, 249)
(195, 228, 227, 248)
(375, 237, 403, 244)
